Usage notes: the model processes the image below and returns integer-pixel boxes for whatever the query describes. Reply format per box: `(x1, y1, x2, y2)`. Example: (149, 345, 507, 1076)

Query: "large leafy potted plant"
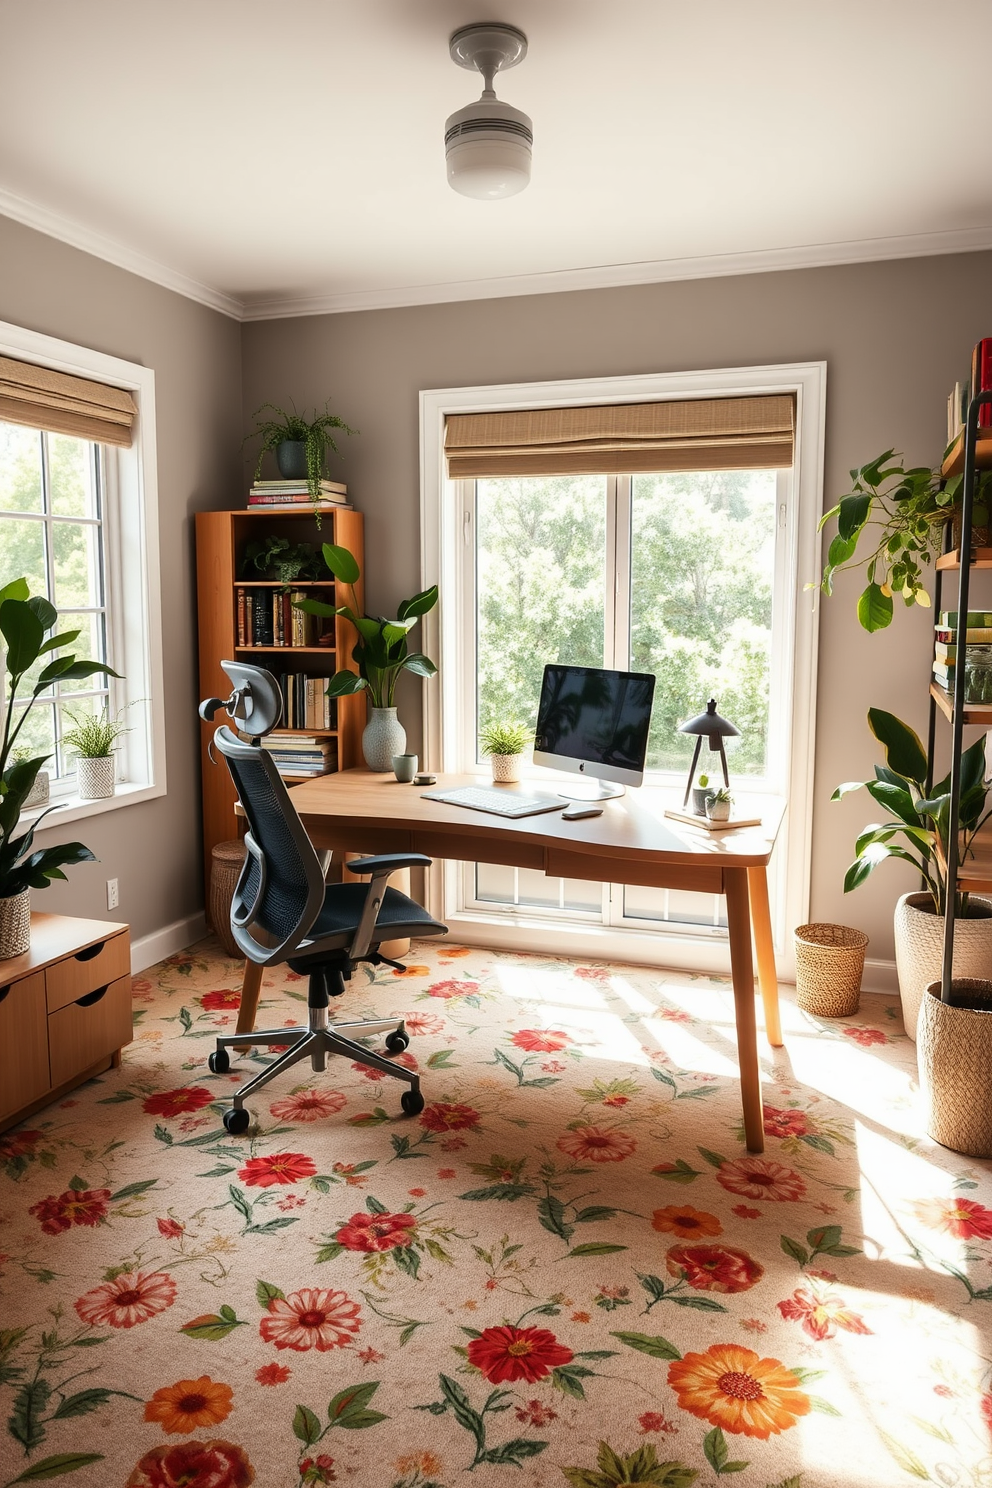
(295, 544, 438, 771)
(833, 707, 992, 1039)
(245, 401, 355, 517)
(0, 578, 119, 957)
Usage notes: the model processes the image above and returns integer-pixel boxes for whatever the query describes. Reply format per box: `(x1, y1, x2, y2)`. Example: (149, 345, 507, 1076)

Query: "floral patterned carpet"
(2, 938, 992, 1488)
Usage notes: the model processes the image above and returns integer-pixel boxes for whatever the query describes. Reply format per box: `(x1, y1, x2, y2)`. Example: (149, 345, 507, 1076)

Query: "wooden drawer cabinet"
(0, 914, 130, 1134)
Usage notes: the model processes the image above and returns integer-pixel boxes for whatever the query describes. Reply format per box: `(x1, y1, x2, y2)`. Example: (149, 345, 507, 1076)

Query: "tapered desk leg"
(235, 960, 264, 1051)
(747, 864, 782, 1048)
(725, 867, 764, 1154)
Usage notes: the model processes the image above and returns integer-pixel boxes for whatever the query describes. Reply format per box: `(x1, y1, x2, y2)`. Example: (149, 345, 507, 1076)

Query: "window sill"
(20, 780, 164, 833)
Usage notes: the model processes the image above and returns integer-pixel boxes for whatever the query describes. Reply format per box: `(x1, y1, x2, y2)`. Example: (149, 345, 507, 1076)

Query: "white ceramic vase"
(706, 799, 732, 822)
(894, 890, 992, 1041)
(77, 755, 116, 800)
(0, 887, 30, 959)
(490, 753, 521, 783)
(362, 707, 406, 773)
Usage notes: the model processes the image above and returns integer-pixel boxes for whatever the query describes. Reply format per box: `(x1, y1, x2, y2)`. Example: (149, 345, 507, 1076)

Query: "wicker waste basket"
(794, 923, 869, 1017)
(209, 838, 246, 958)
(919, 978, 992, 1158)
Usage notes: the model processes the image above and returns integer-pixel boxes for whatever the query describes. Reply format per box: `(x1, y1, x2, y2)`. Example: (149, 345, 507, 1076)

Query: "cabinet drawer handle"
(75, 985, 109, 1007)
(75, 941, 106, 963)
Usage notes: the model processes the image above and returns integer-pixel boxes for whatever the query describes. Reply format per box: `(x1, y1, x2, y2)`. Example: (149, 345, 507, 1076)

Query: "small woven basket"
(919, 978, 992, 1157)
(209, 838, 246, 958)
(794, 922, 869, 1017)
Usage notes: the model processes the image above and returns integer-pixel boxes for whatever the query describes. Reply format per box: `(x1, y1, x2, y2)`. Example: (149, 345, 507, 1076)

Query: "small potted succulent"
(480, 721, 532, 784)
(691, 772, 710, 816)
(705, 785, 733, 822)
(63, 706, 133, 800)
(245, 401, 355, 518)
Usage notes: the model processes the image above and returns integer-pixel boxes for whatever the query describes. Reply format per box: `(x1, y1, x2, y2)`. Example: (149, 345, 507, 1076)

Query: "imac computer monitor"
(533, 664, 655, 800)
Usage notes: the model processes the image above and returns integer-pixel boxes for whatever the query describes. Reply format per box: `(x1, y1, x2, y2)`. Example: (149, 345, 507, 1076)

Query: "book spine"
(236, 588, 245, 646)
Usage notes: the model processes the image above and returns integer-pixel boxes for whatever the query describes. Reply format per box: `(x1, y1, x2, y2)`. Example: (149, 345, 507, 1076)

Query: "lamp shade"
(679, 698, 740, 742)
(445, 98, 533, 199)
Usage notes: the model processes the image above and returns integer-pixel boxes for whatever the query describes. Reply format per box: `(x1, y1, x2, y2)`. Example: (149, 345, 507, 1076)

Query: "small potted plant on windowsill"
(245, 401, 356, 518)
(705, 785, 733, 822)
(691, 772, 710, 816)
(480, 721, 532, 784)
(63, 706, 133, 801)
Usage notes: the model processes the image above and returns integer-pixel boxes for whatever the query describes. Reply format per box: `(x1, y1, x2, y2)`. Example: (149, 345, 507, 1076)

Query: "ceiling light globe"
(445, 99, 533, 200)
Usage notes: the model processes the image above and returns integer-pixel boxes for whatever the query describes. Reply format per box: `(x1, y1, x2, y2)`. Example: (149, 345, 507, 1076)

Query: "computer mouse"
(561, 804, 604, 819)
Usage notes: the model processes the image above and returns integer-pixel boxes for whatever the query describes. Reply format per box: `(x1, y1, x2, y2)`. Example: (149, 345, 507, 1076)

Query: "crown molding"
(0, 186, 243, 320)
(241, 222, 992, 321)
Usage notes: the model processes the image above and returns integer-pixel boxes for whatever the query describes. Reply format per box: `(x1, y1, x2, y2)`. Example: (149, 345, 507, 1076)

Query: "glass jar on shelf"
(964, 644, 992, 704)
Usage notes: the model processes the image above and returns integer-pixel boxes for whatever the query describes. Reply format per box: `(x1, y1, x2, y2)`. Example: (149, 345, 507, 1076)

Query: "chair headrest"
(198, 662, 283, 740)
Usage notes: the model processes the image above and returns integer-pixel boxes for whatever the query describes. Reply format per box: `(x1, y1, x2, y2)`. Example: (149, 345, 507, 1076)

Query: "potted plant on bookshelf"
(705, 785, 733, 822)
(833, 707, 992, 1040)
(0, 578, 118, 958)
(293, 543, 438, 772)
(63, 706, 133, 801)
(480, 721, 531, 784)
(240, 536, 326, 585)
(245, 401, 356, 517)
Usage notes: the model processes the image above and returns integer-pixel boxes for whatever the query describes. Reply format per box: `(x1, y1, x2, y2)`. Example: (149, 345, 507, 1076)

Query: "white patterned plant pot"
(0, 887, 30, 959)
(77, 755, 116, 800)
(362, 708, 406, 773)
(490, 754, 521, 783)
(894, 890, 992, 1042)
(23, 770, 49, 809)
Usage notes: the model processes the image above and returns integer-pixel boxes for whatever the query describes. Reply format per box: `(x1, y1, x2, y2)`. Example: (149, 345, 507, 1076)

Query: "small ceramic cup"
(392, 753, 418, 783)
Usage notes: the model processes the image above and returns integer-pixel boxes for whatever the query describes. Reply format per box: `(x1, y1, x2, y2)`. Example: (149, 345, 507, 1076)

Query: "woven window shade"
(445, 394, 795, 477)
(0, 356, 137, 447)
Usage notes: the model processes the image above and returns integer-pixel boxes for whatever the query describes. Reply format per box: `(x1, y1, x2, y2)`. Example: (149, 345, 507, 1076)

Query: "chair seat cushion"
(290, 884, 446, 965)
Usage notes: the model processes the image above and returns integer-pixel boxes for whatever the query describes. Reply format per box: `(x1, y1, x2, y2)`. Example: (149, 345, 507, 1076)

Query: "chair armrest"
(348, 853, 433, 875)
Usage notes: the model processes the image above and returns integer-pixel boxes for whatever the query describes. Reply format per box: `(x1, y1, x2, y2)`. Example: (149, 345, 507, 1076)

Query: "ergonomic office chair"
(199, 662, 447, 1134)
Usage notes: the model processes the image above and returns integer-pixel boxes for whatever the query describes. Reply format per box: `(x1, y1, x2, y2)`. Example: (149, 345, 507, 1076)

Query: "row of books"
(933, 616, 992, 690)
(236, 587, 328, 648)
(269, 674, 338, 732)
(945, 339, 992, 443)
(248, 479, 351, 512)
(262, 732, 337, 778)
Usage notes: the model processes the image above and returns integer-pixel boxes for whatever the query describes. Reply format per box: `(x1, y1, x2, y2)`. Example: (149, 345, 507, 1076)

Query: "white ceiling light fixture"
(445, 22, 532, 200)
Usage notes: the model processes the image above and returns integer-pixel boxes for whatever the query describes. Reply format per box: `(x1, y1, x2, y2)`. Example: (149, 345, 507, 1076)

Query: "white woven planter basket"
(894, 892, 992, 1042)
(77, 755, 116, 800)
(490, 754, 522, 783)
(0, 888, 30, 959)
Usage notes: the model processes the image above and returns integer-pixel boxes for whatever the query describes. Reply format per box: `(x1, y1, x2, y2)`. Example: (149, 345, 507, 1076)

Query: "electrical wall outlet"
(106, 878, 119, 911)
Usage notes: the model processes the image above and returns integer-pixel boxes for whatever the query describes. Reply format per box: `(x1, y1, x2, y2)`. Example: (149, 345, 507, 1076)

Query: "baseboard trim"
(860, 957, 898, 995)
(131, 912, 207, 973)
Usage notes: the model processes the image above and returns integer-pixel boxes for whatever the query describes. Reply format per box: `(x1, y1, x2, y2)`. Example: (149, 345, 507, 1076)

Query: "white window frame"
(0, 318, 166, 829)
(420, 363, 826, 980)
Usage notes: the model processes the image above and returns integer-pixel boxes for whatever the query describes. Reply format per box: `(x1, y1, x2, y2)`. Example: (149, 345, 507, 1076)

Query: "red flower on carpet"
(403, 1011, 445, 1035)
(511, 1028, 571, 1052)
(762, 1106, 812, 1138)
(30, 1186, 111, 1235)
(255, 1363, 291, 1385)
(777, 1284, 872, 1341)
(842, 1026, 887, 1047)
(638, 1410, 678, 1435)
(419, 1102, 481, 1133)
(334, 1211, 417, 1253)
(557, 1125, 637, 1163)
(268, 1090, 346, 1122)
(667, 1343, 811, 1439)
(200, 988, 242, 1010)
(666, 1243, 764, 1294)
(651, 1206, 722, 1239)
(259, 1287, 361, 1351)
(352, 1052, 417, 1081)
(0, 1129, 43, 1161)
(515, 1399, 558, 1427)
(574, 965, 611, 981)
(427, 979, 480, 999)
(732, 1205, 762, 1220)
(157, 1217, 185, 1239)
(716, 1157, 806, 1202)
(981, 1394, 992, 1430)
(912, 1196, 992, 1240)
(467, 1324, 573, 1384)
(298, 1456, 336, 1485)
(237, 1153, 317, 1188)
(125, 1439, 254, 1487)
(75, 1269, 177, 1329)
(143, 1087, 215, 1118)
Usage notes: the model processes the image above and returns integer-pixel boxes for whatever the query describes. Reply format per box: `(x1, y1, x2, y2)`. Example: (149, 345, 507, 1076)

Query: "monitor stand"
(556, 780, 625, 802)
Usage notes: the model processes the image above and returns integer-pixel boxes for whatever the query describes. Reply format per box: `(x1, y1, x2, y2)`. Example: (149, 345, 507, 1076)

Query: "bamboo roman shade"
(444, 394, 795, 477)
(0, 356, 137, 447)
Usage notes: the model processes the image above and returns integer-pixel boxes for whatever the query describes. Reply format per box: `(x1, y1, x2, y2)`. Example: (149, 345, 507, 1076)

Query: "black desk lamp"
(680, 699, 740, 811)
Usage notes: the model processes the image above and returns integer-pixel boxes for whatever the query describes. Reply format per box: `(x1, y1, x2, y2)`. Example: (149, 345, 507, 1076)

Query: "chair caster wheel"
(385, 1030, 410, 1053)
(209, 1049, 231, 1074)
(400, 1088, 425, 1117)
(223, 1107, 251, 1135)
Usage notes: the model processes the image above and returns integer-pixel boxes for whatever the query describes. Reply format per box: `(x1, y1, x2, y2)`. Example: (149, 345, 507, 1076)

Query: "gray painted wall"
(241, 252, 992, 962)
(0, 214, 243, 946)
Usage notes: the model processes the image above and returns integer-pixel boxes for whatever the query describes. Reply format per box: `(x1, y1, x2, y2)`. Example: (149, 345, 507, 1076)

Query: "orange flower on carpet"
(29, 1186, 111, 1235)
(75, 1269, 177, 1329)
(467, 1324, 573, 1384)
(143, 1086, 215, 1118)
(144, 1375, 233, 1434)
(652, 1205, 722, 1239)
(200, 988, 242, 1010)
(511, 1028, 571, 1052)
(237, 1153, 317, 1187)
(391, 964, 430, 977)
(667, 1243, 763, 1294)
(557, 1126, 637, 1163)
(255, 1363, 291, 1385)
(440, 945, 472, 957)
(667, 1342, 811, 1438)
(912, 1196, 992, 1240)
(419, 1102, 481, 1133)
(777, 1283, 872, 1340)
(334, 1211, 417, 1252)
(268, 1090, 346, 1122)
(716, 1157, 806, 1202)
(259, 1287, 361, 1351)
(125, 1438, 254, 1487)
(395, 1452, 444, 1477)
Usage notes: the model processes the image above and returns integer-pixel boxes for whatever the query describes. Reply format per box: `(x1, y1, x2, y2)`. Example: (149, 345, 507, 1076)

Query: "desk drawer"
(0, 971, 50, 1122)
(48, 973, 133, 1087)
(46, 932, 130, 1013)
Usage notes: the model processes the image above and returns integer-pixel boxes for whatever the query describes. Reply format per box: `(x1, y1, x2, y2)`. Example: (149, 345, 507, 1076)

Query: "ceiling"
(1, 0, 990, 320)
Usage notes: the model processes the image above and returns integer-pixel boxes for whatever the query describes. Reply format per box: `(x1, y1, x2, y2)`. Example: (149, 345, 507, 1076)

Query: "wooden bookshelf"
(941, 433, 992, 477)
(929, 680, 992, 726)
(935, 548, 992, 570)
(194, 507, 365, 892)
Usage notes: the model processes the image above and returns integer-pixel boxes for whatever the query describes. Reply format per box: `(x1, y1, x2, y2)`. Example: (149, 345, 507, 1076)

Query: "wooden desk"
(234, 771, 784, 1152)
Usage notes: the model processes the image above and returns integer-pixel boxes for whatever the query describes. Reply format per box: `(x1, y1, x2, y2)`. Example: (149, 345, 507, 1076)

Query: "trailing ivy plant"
(245, 401, 355, 516)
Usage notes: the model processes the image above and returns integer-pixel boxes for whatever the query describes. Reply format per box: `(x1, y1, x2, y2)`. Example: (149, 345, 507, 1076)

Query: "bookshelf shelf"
(232, 580, 336, 588)
(935, 548, 992, 570)
(941, 432, 992, 478)
(234, 646, 336, 655)
(929, 681, 992, 725)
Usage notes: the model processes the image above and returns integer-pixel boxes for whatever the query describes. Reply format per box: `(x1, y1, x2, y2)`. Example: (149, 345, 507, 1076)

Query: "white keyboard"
(421, 786, 567, 819)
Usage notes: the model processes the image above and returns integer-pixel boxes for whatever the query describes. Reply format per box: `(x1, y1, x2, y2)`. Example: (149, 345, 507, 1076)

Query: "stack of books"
(933, 610, 992, 690)
(236, 587, 325, 648)
(248, 479, 350, 511)
(945, 337, 992, 443)
(261, 733, 338, 778)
